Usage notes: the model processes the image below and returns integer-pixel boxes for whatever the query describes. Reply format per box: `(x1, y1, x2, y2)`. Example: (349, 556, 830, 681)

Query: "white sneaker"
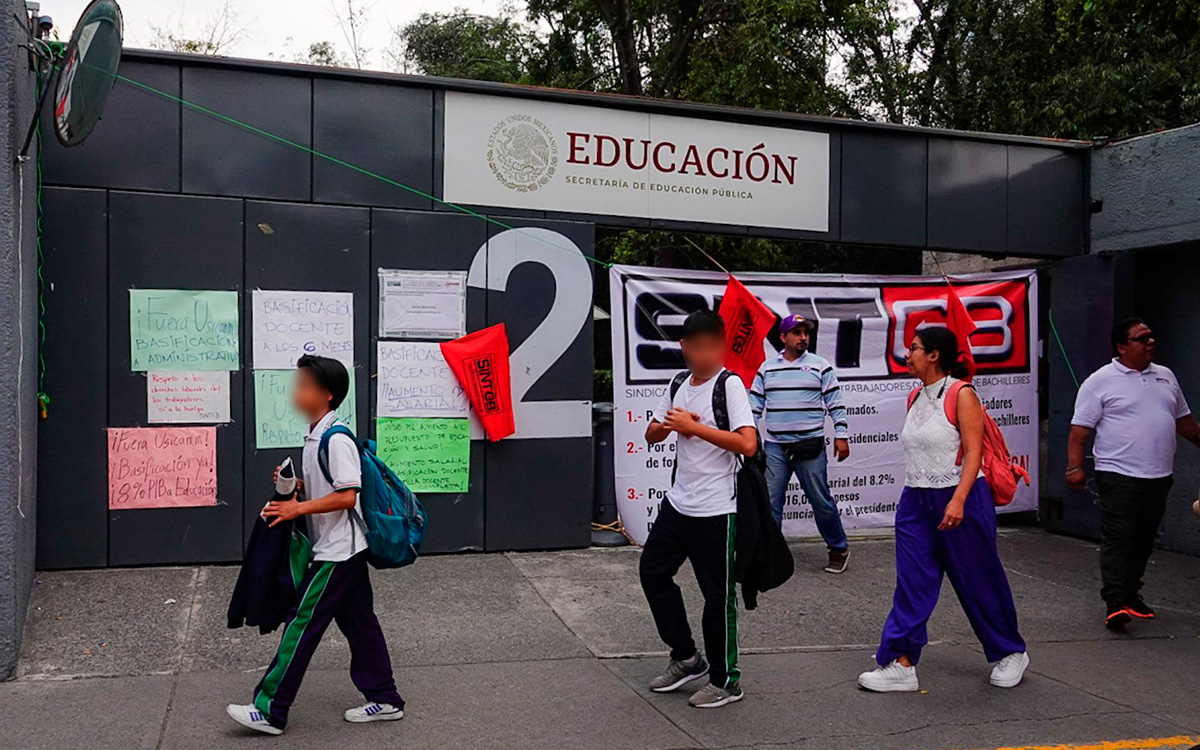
(989, 652, 1029, 688)
(226, 703, 282, 735)
(857, 660, 919, 692)
(344, 702, 404, 723)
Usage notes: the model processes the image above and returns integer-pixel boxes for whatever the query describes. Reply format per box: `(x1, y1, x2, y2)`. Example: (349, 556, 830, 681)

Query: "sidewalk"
(3, 528, 1199, 750)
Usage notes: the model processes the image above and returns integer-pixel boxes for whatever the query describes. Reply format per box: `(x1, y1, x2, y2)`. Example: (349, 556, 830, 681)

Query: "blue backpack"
(317, 424, 428, 569)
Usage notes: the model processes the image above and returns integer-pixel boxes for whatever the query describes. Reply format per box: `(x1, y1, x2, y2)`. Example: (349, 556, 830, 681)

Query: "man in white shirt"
(1067, 318, 1200, 629)
(227, 356, 404, 735)
(641, 310, 757, 710)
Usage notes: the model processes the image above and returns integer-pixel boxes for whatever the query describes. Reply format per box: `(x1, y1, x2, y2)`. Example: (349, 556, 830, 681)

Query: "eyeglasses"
(907, 345, 927, 353)
(1126, 333, 1154, 344)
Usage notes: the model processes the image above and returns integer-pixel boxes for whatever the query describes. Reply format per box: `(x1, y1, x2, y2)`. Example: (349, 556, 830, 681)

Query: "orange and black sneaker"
(1125, 597, 1156, 619)
(1105, 606, 1132, 629)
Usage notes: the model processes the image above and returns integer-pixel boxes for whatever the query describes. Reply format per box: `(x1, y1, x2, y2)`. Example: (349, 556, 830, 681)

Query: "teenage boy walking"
(641, 310, 758, 709)
(226, 355, 404, 735)
(749, 314, 852, 573)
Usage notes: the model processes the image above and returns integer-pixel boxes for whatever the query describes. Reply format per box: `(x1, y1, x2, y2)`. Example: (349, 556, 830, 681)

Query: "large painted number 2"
(467, 228, 593, 440)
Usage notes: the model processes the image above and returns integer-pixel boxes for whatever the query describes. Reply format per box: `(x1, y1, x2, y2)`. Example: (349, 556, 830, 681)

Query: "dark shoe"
(824, 547, 849, 574)
(1105, 606, 1132, 630)
(1125, 598, 1156, 619)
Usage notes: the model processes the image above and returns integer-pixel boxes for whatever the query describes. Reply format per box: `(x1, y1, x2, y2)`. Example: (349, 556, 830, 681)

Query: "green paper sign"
(129, 289, 240, 371)
(254, 370, 357, 449)
(376, 418, 470, 493)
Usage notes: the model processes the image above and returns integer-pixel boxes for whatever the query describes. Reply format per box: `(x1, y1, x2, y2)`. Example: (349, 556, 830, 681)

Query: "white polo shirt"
(1071, 359, 1191, 479)
(302, 411, 366, 562)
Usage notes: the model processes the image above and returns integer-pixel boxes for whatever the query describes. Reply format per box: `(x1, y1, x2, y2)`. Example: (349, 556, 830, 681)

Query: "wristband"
(1065, 467, 1083, 475)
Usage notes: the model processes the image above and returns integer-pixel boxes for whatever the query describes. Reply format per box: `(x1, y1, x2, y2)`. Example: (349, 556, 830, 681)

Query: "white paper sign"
(443, 92, 830, 232)
(252, 290, 354, 370)
(379, 269, 466, 339)
(377, 341, 469, 418)
(146, 371, 231, 423)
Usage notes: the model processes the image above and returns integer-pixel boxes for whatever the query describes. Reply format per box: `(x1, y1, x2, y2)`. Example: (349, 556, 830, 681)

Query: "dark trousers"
(253, 552, 403, 728)
(639, 499, 740, 688)
(1098, 471, 1173, 609)
(877, 479, 1025, 666)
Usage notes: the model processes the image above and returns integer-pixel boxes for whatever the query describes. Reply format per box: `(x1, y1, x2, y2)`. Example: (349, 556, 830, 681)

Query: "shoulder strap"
(712, 370, 732, 433)
(906, 386, 920, 412)
(943, 381, 970, 427)
(317, 423, 358, 486)
(668, 371, 688, 401)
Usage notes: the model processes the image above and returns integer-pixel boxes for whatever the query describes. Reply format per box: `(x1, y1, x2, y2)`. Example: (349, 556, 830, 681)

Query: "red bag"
(441, 324, 515, 442)
(905, 382, 1030, 506)
(718, 275, 775, 389)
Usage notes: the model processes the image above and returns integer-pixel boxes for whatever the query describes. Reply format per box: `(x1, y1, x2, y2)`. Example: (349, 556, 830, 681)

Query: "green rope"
(1048, 308, 1080, 390)
(113, 73, 612, 269)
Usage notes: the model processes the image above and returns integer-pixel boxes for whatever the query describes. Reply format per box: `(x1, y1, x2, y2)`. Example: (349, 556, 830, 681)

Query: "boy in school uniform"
(641, 310, 758, 709)
(226, 355, 404, 735)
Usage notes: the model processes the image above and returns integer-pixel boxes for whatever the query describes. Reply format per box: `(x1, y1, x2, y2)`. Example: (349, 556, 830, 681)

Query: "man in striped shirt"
(750, 314, 852, 574)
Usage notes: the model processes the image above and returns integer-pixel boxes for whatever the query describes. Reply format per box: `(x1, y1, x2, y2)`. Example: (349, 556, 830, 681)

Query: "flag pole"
(684, 237, 731, 276)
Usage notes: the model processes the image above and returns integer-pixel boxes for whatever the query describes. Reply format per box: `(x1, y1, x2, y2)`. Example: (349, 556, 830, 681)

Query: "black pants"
(1097, 471, 1173, 609)
(639, 499, 739, 688)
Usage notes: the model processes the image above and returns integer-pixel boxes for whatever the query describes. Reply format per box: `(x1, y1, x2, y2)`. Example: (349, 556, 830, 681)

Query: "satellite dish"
(53, 0, 123, 147)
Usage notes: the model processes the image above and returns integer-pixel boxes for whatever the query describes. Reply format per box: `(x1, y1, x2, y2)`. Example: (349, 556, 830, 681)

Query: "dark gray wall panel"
(484, 218, 594, 550)
(37, 188, 109, 569)
(41, 61, 181, 192)
(313, 79, 433, 209)
(371, 209, 489, 552)
(841, 131, 927, 246)
(243, 202, 370, 545)
(928, 139, 1007, 253)
(1007, 146, 1084, 257)
(107, 192, 244, 565)
(182, 68, 311, 201)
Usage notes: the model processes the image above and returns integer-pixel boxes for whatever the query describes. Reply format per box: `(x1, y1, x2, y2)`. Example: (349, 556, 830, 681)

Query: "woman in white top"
(858, 326, 1028, 693)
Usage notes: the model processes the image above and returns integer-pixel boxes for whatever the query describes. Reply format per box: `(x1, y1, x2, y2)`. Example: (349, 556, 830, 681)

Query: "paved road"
(3, 528, 1199, 749)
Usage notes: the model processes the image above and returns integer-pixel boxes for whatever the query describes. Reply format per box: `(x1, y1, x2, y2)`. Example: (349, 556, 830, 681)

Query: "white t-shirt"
(653, 370, 756, 517)
(301, 411, 367, 562)
(1071, 359, 1191, 479)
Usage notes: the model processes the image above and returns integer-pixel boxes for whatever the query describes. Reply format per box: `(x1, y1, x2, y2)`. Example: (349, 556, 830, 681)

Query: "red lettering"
(624, 138, 650, 170)
(595, 135, 621, 167)
(566, 132, 591, 164)
(678, 144, 707, 176)
(652, 142, 677, 173)
(706, 147, 729, 178)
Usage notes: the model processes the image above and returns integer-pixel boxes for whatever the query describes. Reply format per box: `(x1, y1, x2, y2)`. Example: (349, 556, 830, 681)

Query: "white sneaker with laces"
(857, 660, 919, 692)
(989, 652, 1029, 688)
(226, 703, 282, 735)
(344, 702, 404, 723)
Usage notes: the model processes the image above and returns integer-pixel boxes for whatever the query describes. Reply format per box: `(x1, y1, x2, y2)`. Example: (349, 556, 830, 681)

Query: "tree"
(387, 12, 540, 82)
(300, 41, 351, 68)
(149, 0, 249, 56)
(324, 0, 373, 70)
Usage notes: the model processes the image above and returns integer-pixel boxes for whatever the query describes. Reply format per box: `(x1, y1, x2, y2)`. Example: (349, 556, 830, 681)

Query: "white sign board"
(609, 265, 1040, 545)
(379, 269, 467, 339)
(146, 371, 231, 423)
(377, 341, 469, 418)
(252, 290, 354, 369)
(443, 92, 830, 232)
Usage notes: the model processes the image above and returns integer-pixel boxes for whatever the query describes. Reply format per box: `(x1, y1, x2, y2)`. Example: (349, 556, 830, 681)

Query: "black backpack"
(666, 371, 793, 608)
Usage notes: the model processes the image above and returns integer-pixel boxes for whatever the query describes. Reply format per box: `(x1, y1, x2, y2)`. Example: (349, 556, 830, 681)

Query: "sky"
(42, 0, 509, 71)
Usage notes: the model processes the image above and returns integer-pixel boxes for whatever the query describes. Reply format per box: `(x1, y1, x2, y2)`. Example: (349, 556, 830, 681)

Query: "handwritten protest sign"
(252, 290, 355, 370)
(377, 341, 469, 418)
(376, 418, 469, 493)
(129, 289, 239, 371)
(254, 369, 357, 449)
(107, 426, 218, 509)
(147, 371, 231, 423)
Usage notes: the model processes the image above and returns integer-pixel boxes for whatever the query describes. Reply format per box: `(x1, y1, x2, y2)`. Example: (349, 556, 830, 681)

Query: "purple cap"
(779, 314, 812, 334)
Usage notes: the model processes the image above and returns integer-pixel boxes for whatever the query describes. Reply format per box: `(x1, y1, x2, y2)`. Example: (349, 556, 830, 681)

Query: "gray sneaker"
(649, 655, 709, 693)
(688, 682, 744, 708)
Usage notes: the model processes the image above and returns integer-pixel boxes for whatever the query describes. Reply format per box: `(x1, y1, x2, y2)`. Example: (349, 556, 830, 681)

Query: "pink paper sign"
(107, 427, 218, 509)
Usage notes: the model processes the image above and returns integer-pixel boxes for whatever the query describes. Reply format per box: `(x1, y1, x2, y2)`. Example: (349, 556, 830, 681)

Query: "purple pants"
(876, 478, 1025, 666)
(253, 552, 403, 728)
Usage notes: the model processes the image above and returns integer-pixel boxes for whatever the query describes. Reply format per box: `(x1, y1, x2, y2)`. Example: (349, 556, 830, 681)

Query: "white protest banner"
(252, 290, 354, 370)
(377, 341, 469, 418)
(147, 371, 231, 423)
(609, 265, 1039, 544)
(443, 92, 830, 232)
(379, 269, 467, 339)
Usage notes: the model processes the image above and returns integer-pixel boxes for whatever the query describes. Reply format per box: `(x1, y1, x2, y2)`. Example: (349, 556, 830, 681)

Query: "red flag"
(440, 324, 515, 441)
(718, 275, 775, 389)
(945, 282, 978, 381)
